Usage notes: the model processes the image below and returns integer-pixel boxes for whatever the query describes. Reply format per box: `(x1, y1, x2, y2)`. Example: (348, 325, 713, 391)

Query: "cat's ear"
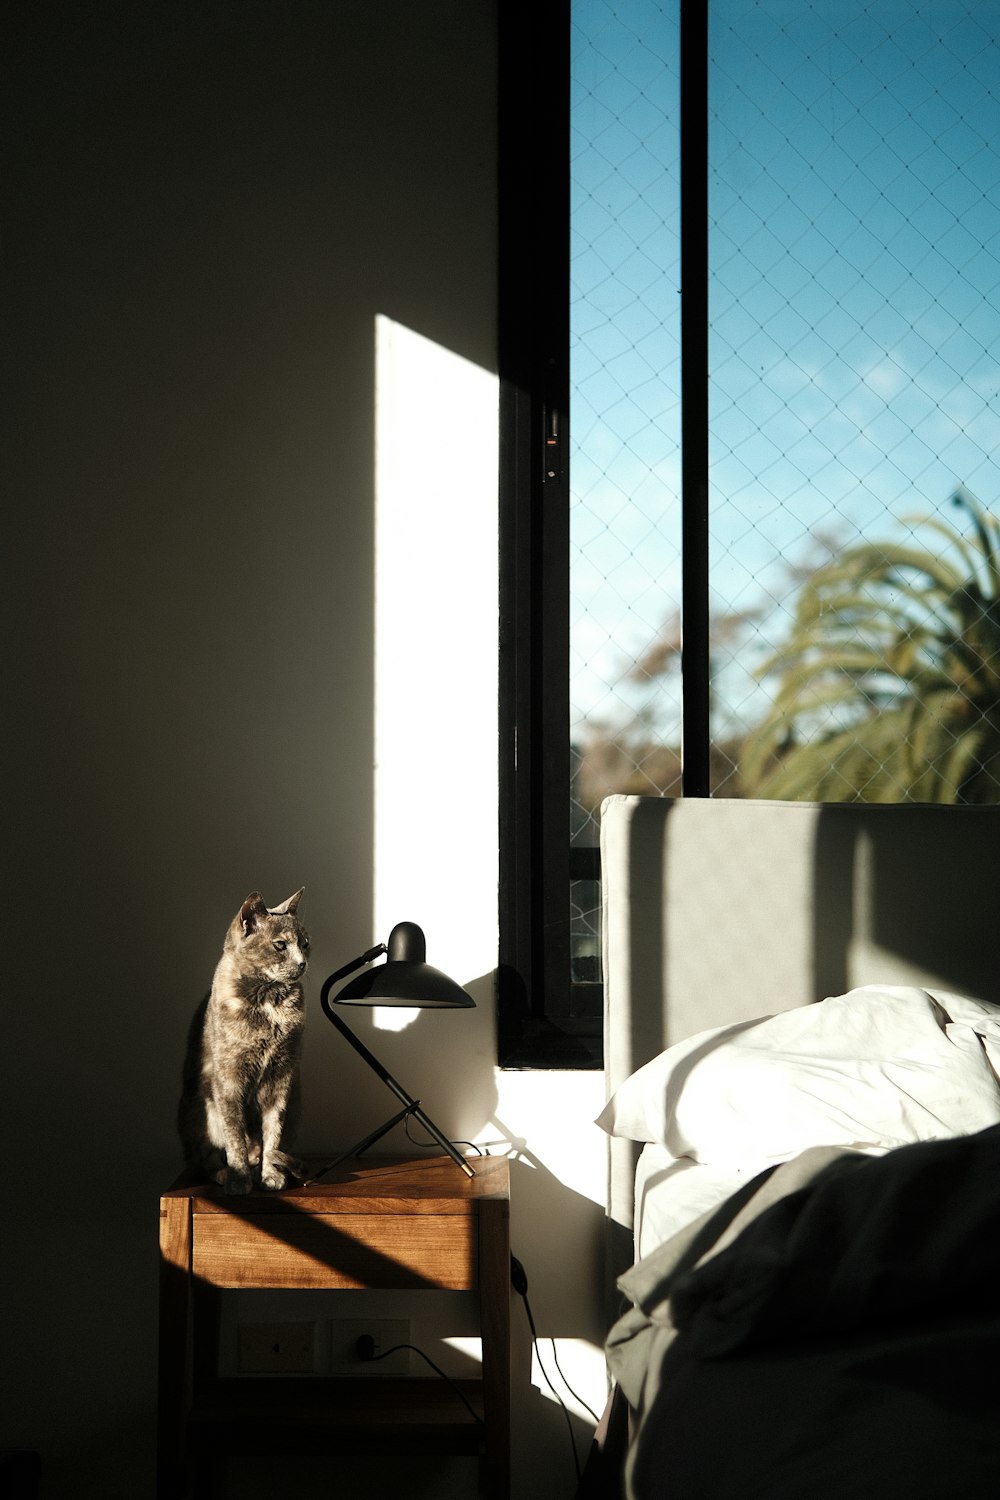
(269, 888, 305, 917)
(239, 892, 269, 936)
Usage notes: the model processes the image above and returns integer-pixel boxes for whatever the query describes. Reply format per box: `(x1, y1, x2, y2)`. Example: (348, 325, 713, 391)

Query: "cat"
(178, 888, 309, 1194)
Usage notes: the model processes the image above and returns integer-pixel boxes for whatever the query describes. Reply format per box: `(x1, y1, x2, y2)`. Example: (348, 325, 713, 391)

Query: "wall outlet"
(237, 1321, 317, 1374)
(329, 1318, 410, 1375)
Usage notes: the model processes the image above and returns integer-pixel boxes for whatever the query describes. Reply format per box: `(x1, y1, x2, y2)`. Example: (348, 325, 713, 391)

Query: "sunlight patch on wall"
(373, 315, 499, 1029)
(531, 1338, 605, 1423)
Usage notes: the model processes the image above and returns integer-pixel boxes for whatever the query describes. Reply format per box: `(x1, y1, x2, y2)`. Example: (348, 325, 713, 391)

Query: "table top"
(163, 1153, 510, 1214)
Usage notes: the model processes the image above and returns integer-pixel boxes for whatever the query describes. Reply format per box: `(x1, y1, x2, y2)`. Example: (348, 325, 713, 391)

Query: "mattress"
(634, 1146, 767, 1260)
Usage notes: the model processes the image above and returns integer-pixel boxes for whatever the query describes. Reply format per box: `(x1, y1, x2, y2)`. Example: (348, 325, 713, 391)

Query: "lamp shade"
(333, 921, 476, 1009)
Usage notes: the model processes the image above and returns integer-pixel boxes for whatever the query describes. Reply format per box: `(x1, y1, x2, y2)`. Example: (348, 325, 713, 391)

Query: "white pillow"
(596, 986, 1000, 1165)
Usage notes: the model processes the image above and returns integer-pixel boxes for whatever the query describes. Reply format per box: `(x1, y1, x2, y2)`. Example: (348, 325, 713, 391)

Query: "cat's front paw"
(222, 1166, 254, 1195)
(260, 1154, 305, 1191)
(260, 1164, 290, 1191)
(268, 1152, 307, 1188)
(276, 1150, 307, 1183)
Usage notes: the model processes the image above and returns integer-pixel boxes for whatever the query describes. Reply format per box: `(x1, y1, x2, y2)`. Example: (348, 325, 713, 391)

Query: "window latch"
(543, 406, 561, 483)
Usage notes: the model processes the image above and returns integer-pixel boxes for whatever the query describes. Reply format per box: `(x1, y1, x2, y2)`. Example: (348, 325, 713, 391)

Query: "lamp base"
(310, 1101, 475, 1180)
(330, 1102, 420, 1164)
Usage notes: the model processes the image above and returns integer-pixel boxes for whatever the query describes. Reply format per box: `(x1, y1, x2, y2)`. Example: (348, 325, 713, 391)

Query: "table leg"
(158, 1195, 193, 1499)
(478, 1196, 511, 1500)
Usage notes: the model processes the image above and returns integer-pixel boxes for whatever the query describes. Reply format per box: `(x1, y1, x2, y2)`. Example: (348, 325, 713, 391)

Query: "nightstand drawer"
(192, 1212, 477, 1290)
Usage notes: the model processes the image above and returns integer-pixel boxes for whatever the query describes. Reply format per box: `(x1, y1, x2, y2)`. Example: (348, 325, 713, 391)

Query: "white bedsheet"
(634, 1147, 763, 1260)
(633, 1140, 898, 1260)
(634, 1147, 735, 1260)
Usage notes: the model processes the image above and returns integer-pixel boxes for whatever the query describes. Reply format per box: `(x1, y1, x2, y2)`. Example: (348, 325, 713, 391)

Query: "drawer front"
(192, 1212, 477, 1290)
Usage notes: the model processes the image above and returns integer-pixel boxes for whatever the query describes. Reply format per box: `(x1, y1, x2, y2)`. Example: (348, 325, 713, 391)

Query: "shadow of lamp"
(319, 921, 477, 1177)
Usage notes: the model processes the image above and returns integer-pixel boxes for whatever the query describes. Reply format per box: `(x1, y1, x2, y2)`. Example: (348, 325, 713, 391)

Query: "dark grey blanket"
(608, 1125, 1000, 1499)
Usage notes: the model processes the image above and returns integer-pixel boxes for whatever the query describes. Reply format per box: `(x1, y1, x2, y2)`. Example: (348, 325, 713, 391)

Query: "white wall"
(2, 5, 610, 1496)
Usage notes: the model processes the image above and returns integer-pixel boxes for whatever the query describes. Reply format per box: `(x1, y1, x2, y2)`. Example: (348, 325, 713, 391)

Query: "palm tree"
(740, 490, 1000, 803)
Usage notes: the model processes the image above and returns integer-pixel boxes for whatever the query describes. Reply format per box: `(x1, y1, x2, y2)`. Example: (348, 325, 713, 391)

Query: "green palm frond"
(740, 494, 1000, 804)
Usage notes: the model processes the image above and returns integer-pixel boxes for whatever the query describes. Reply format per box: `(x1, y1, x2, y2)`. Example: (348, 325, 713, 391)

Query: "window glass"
(571, 1, 682, 847)
(572, 0, 1000, 825)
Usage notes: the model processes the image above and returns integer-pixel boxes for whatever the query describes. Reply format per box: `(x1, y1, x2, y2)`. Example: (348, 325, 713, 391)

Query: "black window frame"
(498, 0, 709, 1069)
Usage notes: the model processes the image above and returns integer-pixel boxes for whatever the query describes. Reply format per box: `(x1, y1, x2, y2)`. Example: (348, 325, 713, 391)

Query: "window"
(499, 0, 1000, 1068)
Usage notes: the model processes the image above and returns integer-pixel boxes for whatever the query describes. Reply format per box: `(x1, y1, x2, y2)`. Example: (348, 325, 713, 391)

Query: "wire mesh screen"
(571, 0, 1000, 850)
(571, 0, 683, 844)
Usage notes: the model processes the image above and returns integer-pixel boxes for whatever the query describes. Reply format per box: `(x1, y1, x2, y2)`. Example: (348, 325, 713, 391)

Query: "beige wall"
(2, 5, 609, 1496)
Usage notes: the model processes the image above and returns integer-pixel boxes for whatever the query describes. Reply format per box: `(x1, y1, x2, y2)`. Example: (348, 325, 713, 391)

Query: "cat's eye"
(273, 940, 287, 952)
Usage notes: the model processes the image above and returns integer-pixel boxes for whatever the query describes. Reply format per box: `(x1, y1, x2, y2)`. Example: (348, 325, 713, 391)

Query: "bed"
(590, 796, 1000, 1500)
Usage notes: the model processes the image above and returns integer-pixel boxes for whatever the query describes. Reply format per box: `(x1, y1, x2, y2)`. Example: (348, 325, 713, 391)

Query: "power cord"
(356, 1335, 484, 1425)
(402, 1113, 485, 1157)
(510, 1254, 601, 1486)
(354, 1250, 599, 1488)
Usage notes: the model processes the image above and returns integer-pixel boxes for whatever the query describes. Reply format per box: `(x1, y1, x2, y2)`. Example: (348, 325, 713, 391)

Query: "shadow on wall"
(4, 3, 498, 1495)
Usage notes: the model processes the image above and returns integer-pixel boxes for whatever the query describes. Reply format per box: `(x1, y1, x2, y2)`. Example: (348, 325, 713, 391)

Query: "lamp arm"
(322, 943, 387, 990)
(319, 970, 411, 1095)
(318, 967, 474, 1177)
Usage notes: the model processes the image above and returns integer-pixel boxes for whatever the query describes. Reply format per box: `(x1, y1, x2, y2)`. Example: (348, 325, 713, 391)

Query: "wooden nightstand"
(158, 1153, 510, 1499)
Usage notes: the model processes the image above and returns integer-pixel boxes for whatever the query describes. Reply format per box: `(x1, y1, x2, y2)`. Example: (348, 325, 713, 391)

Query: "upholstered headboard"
(601, 796, 999, 1249)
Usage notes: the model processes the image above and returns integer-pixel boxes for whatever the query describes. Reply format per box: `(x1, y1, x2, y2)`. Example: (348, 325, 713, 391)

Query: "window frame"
(498, 0, 589, 1067)
(497, 0, 710, 1068)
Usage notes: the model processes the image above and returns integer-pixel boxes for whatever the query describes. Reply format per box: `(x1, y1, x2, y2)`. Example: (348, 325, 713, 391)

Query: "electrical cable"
(357, 1249, 598, 1486)
(357, 1337, 484, 1426)
(510, 1254, 601, 1485)
(402, 1112, 484, 1156)
(511, 1255, 599, 1421)
(549, 1340, 601, 1427)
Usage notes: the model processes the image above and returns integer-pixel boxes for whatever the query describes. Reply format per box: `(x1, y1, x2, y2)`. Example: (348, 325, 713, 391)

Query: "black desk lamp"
(319, 921, 477, 1177)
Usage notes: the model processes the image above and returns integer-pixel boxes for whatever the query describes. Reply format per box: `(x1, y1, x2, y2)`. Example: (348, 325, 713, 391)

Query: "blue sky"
(570, 0, 1000, 741)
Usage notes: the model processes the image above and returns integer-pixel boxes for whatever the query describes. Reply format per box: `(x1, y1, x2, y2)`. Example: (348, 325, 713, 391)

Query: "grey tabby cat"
(178, 888, 309, 1194)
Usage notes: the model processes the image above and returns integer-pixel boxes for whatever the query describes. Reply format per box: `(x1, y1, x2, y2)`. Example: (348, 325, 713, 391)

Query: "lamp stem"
(319, 972, 475, 1177)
